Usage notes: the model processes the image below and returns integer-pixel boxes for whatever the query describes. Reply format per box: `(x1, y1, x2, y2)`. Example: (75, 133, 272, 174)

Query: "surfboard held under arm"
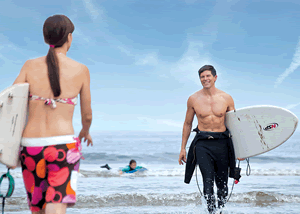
(0, 83, 29, 167)
(225, 105, 298, 159)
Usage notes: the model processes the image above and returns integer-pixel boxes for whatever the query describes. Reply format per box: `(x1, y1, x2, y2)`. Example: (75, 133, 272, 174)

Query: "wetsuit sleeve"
(121, 166, 130, 172)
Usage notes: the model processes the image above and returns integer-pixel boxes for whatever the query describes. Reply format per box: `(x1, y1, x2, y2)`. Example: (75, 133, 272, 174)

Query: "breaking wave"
(4, 191, 300, 211)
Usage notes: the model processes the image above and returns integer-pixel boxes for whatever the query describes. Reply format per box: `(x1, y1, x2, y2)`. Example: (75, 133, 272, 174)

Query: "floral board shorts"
(20, 136, 82, 212)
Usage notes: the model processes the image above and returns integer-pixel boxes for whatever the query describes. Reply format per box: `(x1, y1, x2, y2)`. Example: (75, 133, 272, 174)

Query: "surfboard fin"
(233, 167, 241, 182)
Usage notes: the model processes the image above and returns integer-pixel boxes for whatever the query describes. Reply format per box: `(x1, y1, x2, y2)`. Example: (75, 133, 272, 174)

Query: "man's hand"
(178, 149, 187, 165)
(237, 158, 245, 161)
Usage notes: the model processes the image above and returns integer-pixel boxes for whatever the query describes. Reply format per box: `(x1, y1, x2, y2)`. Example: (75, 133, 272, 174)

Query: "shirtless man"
(178, 65, 237, 214)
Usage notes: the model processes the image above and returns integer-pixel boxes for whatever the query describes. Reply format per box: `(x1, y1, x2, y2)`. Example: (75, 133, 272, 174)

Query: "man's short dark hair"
(129, 159, 136, 165)
(198, 65, 216, 77)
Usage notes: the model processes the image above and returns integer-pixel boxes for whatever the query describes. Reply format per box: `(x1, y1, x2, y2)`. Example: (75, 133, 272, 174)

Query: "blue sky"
(1, 0, 299, 133)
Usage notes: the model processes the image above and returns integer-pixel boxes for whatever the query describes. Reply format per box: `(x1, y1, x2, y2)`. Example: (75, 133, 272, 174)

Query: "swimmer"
(119, 159, 144, 174)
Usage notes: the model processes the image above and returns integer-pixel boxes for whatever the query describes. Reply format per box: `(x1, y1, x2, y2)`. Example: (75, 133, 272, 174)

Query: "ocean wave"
(249, 155, 300, 163)
(3, 167, 300, 179)
(81, 152, 178, 163)
(4, 191, 300, 211)
(80, 168, 300, 177)
(78, 191, 300, 205)
(80, 152, 300, 164)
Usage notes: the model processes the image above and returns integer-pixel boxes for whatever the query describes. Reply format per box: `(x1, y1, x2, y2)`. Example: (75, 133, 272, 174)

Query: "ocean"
(1, 131, 300, 214)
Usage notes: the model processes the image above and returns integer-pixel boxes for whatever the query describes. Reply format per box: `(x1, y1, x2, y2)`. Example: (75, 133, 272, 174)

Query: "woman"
(13, 15, 93, 214)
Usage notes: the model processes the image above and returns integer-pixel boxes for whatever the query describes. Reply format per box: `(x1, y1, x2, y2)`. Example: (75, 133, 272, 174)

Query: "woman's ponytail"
(46, 46, 61, 97)
(43, 15, 74, 97)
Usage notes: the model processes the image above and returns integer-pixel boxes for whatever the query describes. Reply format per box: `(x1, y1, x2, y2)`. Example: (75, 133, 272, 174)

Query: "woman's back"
(20, 54, 88, 138)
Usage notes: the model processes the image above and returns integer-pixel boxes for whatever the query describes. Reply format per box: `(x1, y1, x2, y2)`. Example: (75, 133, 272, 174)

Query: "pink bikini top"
(29, 94, 78, 108)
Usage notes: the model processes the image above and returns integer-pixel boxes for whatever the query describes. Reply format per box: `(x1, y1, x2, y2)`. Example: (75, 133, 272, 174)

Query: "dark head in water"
(129, 159, 136, 171)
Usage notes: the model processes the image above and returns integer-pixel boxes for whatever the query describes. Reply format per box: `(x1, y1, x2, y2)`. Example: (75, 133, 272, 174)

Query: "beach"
(1, 131, 300, 214)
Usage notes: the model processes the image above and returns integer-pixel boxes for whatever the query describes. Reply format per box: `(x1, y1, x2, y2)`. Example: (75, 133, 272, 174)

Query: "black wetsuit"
(184, 127, 236, 213)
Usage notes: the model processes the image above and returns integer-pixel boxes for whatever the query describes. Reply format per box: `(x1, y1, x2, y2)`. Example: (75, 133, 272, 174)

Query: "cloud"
(117, 46, 159, 66)
(117, 46, 134, 57)
(86, 58, 98, 65)
(0, 34, 27, 65)
(73, 28, 91, 43)
(275, 37, 300, 88)
(117, 46, 159, 67)
(171, 41, 213, 84)
(114, 0, 241, 85)
(116, 39, 217, 85)
(82, 0, 104, 21)
(285, 102, 300, 110)
(0, 53, 14, 63)
(135, 53, 159, 66)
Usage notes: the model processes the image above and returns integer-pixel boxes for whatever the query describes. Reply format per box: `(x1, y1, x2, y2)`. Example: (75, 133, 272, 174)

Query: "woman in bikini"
(13, 14, 93, 214)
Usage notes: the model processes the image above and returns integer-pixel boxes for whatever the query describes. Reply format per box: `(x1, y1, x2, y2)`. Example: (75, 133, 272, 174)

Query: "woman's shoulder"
(20, 57, 46, 73)
(24, 56, 46, 65)
(64, 57, 89, 73)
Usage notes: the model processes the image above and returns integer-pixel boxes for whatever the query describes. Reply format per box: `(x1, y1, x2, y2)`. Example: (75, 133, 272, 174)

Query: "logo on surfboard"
(263, 123, 279, 131)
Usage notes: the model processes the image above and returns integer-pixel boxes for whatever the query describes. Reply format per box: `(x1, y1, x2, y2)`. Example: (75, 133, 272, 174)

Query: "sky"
(0, 0, 299, 134)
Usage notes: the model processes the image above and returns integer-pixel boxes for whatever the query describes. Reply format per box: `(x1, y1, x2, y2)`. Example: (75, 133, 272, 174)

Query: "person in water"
(120, 159, 144, 173)
(178, 65, 241, 214)
(13, 14, 93, 214)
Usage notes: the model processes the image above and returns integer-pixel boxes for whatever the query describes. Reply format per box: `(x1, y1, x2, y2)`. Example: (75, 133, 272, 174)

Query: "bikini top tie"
(29, 94, 78, 109)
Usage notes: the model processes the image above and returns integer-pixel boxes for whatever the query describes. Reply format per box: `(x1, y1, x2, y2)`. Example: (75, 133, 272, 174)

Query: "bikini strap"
(29, 95, 78, 108)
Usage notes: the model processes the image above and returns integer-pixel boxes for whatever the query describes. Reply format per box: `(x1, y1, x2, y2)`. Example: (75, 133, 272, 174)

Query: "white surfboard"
(0, 83, 29, 167)
(225, 105, 298, 159)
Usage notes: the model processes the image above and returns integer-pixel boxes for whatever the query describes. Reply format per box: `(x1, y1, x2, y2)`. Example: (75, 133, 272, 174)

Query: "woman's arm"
(13, 60, 30, 84)
(78, 65, 93, 146)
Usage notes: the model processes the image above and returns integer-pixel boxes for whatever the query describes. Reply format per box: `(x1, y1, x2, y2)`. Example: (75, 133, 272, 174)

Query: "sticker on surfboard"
(263, 123, 279, 131)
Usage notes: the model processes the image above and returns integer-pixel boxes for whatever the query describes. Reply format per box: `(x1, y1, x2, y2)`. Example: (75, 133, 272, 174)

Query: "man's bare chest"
(193, 98, 228, 118)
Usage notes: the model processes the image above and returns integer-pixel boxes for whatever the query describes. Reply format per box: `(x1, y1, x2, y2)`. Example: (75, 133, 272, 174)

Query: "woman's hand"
(79, 129, 93, 146)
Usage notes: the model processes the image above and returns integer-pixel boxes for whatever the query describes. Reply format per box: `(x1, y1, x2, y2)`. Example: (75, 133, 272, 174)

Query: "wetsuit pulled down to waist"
(184, 127, 236, 213)
(184, 127, 236, 184)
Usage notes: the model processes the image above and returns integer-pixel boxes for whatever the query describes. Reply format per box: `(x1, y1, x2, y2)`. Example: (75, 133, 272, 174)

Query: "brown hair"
(43, 15, 75, 97)
(129, 159, 136, 165)
(198, 65, 217, 77)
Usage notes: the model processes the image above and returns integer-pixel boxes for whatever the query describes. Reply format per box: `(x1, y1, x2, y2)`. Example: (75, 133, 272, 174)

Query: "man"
(178, 65, 238, 214)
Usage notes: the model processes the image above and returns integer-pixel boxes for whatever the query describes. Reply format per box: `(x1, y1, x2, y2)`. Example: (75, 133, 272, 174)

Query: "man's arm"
(226, 94, 245, 160)
(178, 96, 195, 165)
(226, 94, 235, 112)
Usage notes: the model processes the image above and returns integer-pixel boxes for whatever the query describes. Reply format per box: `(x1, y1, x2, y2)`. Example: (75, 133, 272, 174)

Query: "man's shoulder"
(216, 89, 234, 109)
(187, 91, 201, 105)
(217, 89, 232, 99)
(189, 90, 202, 99)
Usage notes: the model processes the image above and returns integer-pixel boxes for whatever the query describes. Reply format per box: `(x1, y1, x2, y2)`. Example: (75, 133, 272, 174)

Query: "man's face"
(200, 70, 217, 89)
(130, 162, 136, 170)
